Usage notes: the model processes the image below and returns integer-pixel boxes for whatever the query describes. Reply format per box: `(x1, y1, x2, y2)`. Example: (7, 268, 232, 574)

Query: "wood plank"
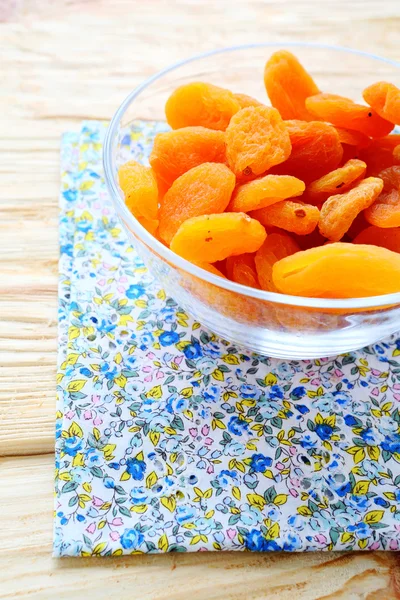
(0, 454, 399, 600)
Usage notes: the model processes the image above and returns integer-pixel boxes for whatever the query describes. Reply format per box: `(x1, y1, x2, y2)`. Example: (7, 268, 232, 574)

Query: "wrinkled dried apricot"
(379, 166, 400, 192)
(307, 159, 367, 203)
(264, 50, 319, 120)
(149, 127, 226, 189)
(365, 189, 400, 228)
(272, 121, 343, 183)
(363, 81, 400, 125)
(170, 213, 267, 262)
(255, 232, 300, 291)
(165, 82, 241, 130)
(226, 254, 260, 288)
(234, 93, 263, 108)
(228, 175, 305, 212)
(273, 242, 400, 298)
(334, 127, 370, 148)
(159, 163, 235, 244)
(319, 177, 384, 241)
(137, 216, 159, 236)
(251, 200, 319, 235)
(306, 93, 394, 138)
(118, 160, 159, 220)
(353, 226, 400, 252)
(226, 106, 291, 177)
(359, 135, 400, 176)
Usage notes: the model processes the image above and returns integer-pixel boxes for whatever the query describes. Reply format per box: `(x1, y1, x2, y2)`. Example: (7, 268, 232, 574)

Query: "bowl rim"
(103, 42, 400, 310)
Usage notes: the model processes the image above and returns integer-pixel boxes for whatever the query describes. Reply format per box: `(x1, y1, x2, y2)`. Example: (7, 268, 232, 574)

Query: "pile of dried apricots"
(119, 50, 400, 299)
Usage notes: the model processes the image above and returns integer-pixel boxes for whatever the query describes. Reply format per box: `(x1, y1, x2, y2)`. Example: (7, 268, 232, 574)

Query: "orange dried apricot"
(334, 127, 370, 148)
(251, 200, 319, 235)
(379, 166, 400, 192)
(118, 160, 158, 220)
(165, 82, 241, 130)
(226, 106, 291, 177)
(365, 189, 400, 228)
(137, 216, 159, 236)
(319, 177, 384, 241)
(255, 232, 300, 291)
(228, 175, 305, 213)
(272, 120, 343, 183)
(226, 254, 260, 288)
(307, 159, 367, 203)
(394, 145, 400, 162)
(170, 213, 267, 263)
(263, 50, 319, 120)
(272, 242, 400, 298)
(234, 93, 263, 108)
(149, 127, 226, 189)
(306, 93, 394, 138)
(359, 135, 400, 176)
(353, 226, 400, 252)
(158, 163, 235, 245)
(363, 81, 400, 125)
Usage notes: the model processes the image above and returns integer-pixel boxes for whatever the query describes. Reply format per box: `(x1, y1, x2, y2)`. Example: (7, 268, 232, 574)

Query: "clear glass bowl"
(104, 43, 400, 359)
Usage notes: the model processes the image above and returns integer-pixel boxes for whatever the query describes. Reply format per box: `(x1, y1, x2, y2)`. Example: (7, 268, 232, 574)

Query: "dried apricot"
(159, 163, 235, 245)
(137, 216, 159, 236)
(363, 81, 400, 125)
(353, 226, 400, 252)
(365, 189, 400, 228)
(307, 159, 367, 203)
(251, 200, 319, 235)
(255, 232, 300, 291)
(226, 254, 260, 288)
(170, 213, 267, 263)
(272, 121, 343, 183)
(234, 93, 263, 108)
(228, 175, 305, 213)
(118, 160, 158, 220)
(273, 242, 400, 298)
(379, 166, 400, 192)
(319, 177, 384, 241)
(149, 127, 226, 189)
(359, 135, 400, 176)
(394, 145, 400, 162)
(226, 106, 291, 177)
(334, 127, 370, 148)
(306, 93, 394, 138)
(165, 82, 241, 130)
(264, 50, 319, 120)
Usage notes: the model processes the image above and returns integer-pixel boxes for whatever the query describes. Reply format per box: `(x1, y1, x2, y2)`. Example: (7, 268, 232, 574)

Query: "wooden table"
(1, 1, 400, 597)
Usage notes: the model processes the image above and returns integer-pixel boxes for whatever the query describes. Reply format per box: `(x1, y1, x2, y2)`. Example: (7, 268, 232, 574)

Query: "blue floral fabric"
(54, 120, 400, 557)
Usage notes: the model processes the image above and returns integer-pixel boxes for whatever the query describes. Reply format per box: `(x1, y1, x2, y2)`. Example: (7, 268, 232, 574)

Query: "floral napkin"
(54, 120, 400, 557)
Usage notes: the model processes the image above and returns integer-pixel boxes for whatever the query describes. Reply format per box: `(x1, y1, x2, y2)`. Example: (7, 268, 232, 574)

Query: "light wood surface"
(1, 0, 400, 597)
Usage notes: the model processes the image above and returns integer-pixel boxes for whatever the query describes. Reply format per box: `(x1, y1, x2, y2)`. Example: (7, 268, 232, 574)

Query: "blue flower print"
(130, 486, 149, 505)
(244, 529, 281, 552)
(203, 385, 221, 403)
(300, 434, 317, 449)
(126, 284, 146, 299)
(228, 416, 249, 436)
(250, 454, 272, 472)
(315, 423, 333, 441)
(347, 522, 371, 540)
(344, 415, 359, 427)
(165, 393, 188, 414)
(240, 384, 262, 400)
(159, 331, 180, 346)
(176, 505, 196, 525)
(267, 385, 284, 400)
(183, 342, 202, 360)
(63, 435, 84, 457)
(291, 386, 306, 399)
(382, 434, 400, 454)
(203, 342, 221, 358)
(283, 533, 302, 551)
(120, 528, 144, 550)
(332, 390, 352, 407)
(85, 448, 104, 467)
(126, 457, 146, 480)
(360, 427, 379, 445)
(216, 469, 238, 490)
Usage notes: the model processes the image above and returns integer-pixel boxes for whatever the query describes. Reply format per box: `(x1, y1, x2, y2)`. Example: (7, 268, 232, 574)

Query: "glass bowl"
(104, 43, 400, 359)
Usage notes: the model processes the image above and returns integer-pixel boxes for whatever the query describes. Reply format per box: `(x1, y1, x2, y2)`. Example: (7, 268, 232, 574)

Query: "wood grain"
(1, 0, 400, 596)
